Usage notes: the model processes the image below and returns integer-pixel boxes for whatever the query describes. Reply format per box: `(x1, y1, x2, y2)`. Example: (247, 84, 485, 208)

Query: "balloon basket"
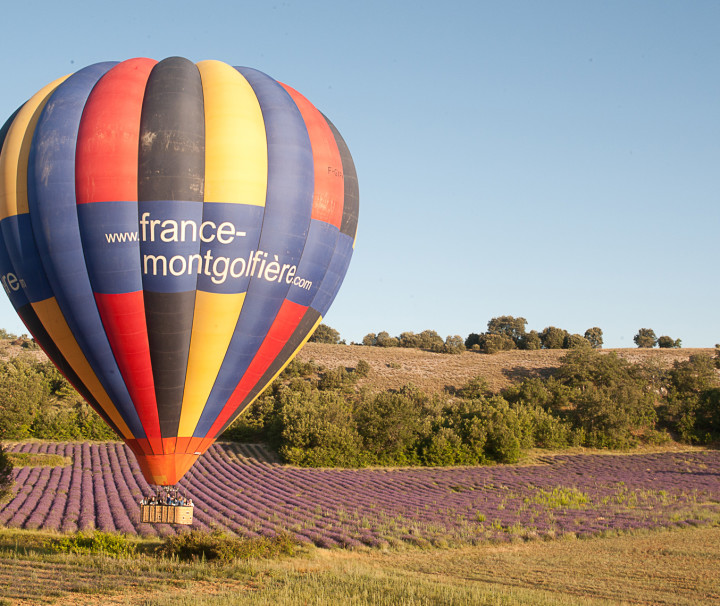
(140, 504, 194, 525)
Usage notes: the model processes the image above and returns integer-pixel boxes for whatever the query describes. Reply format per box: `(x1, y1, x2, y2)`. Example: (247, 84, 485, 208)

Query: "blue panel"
(27, 62, 145, 438)
(286, 219, 339, 307)
(0, 214, 54, 304)
(310, 232, 354, 315)
(0, 218, 31, 309)
(194, 67, 314, 436)
(77, 201, 142, 295)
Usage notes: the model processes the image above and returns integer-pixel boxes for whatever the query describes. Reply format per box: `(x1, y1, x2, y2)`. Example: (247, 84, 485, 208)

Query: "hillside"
(1, 336, 714, 395)
(296, 343, 716, 394)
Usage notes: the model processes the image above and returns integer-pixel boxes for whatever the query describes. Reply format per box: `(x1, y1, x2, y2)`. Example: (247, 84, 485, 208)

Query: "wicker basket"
(140, 504, 194, 525)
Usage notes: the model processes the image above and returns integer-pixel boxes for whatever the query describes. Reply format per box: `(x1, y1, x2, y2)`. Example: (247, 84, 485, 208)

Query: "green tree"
(663, 354, 720, 443)
(375, 331, 399, 348)
(309, 324, 341, 344)
(554, 348, 657, 448)
(657, 335, 681, 348)
(564, 334, 591, 349)
(584, 327, 603, 349)
(362, 333, 377, 346)
(0, 443, 13, 503)
(483, 333, 516, 354)
(519, 330, 542, 350)
(540, 326, 568, 349)
(0, 358, 52, 439)
(486, 316, 527, 346)
(443, 335, 465, 354)
(634, 328, 657, 348)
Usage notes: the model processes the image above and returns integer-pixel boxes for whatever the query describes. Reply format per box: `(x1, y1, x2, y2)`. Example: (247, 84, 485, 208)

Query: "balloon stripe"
(281, 84, 344, 228)
(193, 66, 314, 437)
(178, 290, 245, 436)
(196, 60, 267, 206)
(138, 57, 205, 443)
(75, 59, 162, 449)
(76, 58, 158, 204)
(177, 61, 268, 437)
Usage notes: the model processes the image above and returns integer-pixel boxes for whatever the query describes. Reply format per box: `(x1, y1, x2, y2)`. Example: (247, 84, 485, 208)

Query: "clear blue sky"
(0, 0, 717, 348)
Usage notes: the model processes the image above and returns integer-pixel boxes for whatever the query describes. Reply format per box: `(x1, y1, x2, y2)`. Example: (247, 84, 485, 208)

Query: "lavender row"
(2, 442, 719, 546)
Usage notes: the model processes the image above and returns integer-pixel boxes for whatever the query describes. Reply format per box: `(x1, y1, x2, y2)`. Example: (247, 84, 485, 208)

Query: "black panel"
(138, 57, 205, 439)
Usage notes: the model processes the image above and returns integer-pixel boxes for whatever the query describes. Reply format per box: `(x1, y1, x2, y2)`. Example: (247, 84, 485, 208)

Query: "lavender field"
(2, 442, 720, 548)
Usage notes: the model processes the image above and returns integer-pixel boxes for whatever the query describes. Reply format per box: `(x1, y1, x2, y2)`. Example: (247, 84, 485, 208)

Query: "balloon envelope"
(0, 57, 358, 485)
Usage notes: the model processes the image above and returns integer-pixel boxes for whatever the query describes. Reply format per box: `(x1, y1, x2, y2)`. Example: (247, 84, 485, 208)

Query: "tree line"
(309, 317, 685, 353)
(224, 346, 720, 467)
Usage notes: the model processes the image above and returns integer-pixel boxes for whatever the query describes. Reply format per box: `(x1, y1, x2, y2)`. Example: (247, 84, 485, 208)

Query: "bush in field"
(309, 323, 341, 344)
(156, 530, 298, 562)
(443, 335, 466, 354)
(354, 391, 426, 464)
(278, 388, 363, 466)
(48, 532, 137, 557)
(0, 443, 13, 504)
(519, 330, 542, 350)
(554, 348, 657, 448)
(0, 358, 53, 439)
(563, 333, 591, 349)
(375, 331, 399, 348)
(486, 316, 527, 347)
(657, 335, 682, 348)
(483, 333, 516, 354)
(584, 327, 603, 349)
(540, 326, 569, 349)
(662, 354, 720, 443)
(634, 328, 657, 348)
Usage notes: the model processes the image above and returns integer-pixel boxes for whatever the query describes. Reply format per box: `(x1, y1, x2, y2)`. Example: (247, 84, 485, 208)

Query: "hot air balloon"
(0, 57, 358, 489)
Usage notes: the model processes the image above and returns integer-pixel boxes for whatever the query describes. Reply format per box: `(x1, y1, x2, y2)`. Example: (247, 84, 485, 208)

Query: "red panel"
(203, 299, 308, 440)
(95, 292, 161, 446)
(281, 84, 344, 229)
(76, 57, 157, 204)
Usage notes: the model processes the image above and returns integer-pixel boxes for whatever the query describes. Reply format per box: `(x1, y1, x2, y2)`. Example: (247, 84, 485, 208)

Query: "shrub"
(277, 389, 363, 466)
(355, 359, 371, 377)
(634, 328, 657, 348)
(483, 333, 516, 354)
(0, 444, 13, 504)
(657, 335, 682, 348)
(584, 327, 603, 349)
(519, 330, 542, 350)
(443, 335, 465, 354)
(0, 358, 53, 438)
(48, 532, 137, 557)
(563, 333, 591, 349)
(540, 326, 569, 349)
(156, 530, 298, 562)
(309, 324, 341, 344)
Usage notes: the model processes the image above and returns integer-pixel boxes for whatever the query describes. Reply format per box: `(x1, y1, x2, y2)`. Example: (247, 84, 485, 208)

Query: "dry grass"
(297, 343, 715, 394)
(3, 526, 720, 605)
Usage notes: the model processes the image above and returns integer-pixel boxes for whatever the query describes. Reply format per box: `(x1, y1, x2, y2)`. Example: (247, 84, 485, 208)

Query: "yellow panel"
(0, 76, 69, 220)
(31, 298, 133, 439)
(197, 60, 267, 206)
(178, 290, 246, 436)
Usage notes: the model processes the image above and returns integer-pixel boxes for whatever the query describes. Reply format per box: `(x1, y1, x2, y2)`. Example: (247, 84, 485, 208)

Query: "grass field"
(1, 525, 719, 605)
